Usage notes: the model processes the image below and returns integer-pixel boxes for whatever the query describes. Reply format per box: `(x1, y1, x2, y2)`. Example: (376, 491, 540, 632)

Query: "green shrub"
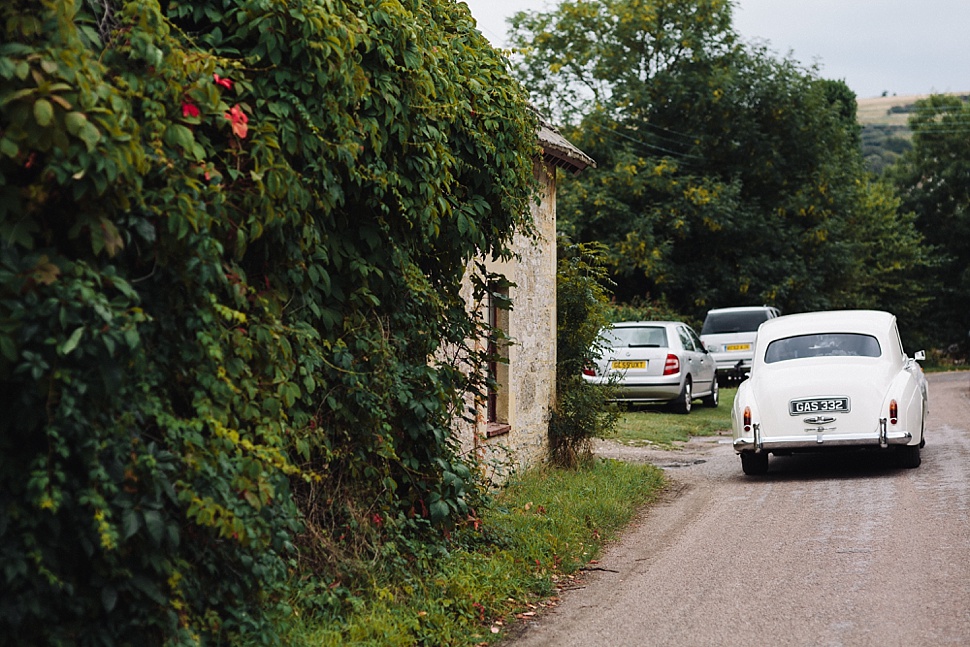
(550, 238, 620, 466)
(605, 297, 687, 327)
(0, 0, 537, 643)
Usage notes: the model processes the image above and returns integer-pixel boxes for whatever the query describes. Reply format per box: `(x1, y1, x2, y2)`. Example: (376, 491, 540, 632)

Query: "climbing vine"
(0, 0, 538, 643)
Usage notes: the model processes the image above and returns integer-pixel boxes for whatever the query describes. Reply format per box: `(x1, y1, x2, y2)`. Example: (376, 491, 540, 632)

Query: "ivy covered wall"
(0, 0, 539, 643)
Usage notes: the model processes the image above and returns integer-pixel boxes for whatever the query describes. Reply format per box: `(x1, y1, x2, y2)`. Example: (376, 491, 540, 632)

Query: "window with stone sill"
(486, 282, 510, 437)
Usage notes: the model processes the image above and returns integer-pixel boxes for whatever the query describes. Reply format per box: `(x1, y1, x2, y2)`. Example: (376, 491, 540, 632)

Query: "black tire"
(919, 410, 926, 448)
(741, 451, 769, 475)
(701, 376, 719, 408)
(671, 378, 692, 414)
(898, 444, 921, 469)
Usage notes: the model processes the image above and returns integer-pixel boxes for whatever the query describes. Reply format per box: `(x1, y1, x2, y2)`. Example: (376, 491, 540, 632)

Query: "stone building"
(455, 118, 594, 479)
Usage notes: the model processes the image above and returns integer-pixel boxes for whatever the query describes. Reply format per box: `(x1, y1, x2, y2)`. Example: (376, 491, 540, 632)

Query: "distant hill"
(857, 92, 969, 174)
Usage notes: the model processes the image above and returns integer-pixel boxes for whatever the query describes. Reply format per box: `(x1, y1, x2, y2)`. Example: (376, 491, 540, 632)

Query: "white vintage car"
(731, 310, 928, 475)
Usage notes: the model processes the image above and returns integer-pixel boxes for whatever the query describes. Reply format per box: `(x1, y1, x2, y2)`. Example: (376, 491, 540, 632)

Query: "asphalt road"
(508, 371, 970, 647)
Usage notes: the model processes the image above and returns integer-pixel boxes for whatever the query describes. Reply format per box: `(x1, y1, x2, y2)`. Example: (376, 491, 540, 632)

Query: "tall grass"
(280, 459, 666, 645)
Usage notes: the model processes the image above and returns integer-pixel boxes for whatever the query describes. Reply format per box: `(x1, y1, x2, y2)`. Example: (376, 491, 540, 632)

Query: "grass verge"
(614, 388, 736, 448)
(280, 459, 666, 646)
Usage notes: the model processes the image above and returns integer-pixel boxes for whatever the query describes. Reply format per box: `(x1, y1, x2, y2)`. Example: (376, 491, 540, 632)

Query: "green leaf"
(60, 327, 84, 355)
(33, 99, 53, 126)
(122, 508, 141, 540)
(429, 499, 450, 524)
(64, 111, 87, 136)
(0, 335, 16, 361)
(0, 136, 18, 158)
(143, 510, 164, 545)
(78, 121, 101, 152)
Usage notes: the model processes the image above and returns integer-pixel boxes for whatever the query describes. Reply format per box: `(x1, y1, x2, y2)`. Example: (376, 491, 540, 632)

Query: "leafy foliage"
(509, 0, 736, 126)
(550, 238, 620, 467)
(1, 0, 538, 643)
(604, 297, 686, 326)
(888, 94, 970, 352)
(510, 0, 930, 325)
(862, 124, 913, 175)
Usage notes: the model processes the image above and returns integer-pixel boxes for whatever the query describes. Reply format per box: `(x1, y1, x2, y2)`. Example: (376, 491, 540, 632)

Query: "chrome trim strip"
(734, 430, 912, 451)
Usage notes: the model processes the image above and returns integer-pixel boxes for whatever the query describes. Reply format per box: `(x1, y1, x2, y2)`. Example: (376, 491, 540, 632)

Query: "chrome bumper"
(734, 419, 913, 453)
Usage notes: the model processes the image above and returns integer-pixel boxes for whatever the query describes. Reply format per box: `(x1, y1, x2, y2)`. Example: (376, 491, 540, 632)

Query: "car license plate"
(789, 397, 850, 415)
(726, 343, 751, 351)
(612, 360, 646, 370)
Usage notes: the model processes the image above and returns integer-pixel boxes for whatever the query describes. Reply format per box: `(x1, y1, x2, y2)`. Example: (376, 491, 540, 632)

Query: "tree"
(510, 0, 928, 324)
(509, 0, 736, 125)
(888, 94, 970, 351)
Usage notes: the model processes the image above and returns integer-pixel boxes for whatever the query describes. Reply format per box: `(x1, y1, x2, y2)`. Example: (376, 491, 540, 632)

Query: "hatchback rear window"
(764, 333, 882, 363)
(607, 327, 668, 348)
(701, 311, 771, 335)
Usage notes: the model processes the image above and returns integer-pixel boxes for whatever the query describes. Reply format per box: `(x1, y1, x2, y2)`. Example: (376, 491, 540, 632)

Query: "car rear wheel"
(701, 377, 719, 407)
(919, 409, 926, 448)
(671, 378, 692, 414)
(897, 444, 921, 469)
(740, 451, 769, 475)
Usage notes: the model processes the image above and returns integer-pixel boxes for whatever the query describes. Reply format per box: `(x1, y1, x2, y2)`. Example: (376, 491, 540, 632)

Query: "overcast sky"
(460, 0, 970, 99)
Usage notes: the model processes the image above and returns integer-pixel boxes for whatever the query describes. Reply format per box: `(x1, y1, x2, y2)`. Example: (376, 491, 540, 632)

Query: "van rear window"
(701, 311, 770, 335)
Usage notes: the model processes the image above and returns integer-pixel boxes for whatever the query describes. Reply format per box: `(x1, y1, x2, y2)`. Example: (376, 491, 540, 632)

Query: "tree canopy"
(1, 0, 538, 643)
(888, 94, 970, 350)
(510, 0, 929, 332)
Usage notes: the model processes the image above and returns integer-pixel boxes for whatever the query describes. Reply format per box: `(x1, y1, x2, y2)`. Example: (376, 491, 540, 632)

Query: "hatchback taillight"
(663, 354, 680, 375)
(743, 406, 752, 432)
(582, 367, 596, 377)
(889, 399, 898, 425)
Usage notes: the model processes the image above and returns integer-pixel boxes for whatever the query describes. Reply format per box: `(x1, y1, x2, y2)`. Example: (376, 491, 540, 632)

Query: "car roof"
(705, 306, 777, 315)
(758, 310, 896, 342)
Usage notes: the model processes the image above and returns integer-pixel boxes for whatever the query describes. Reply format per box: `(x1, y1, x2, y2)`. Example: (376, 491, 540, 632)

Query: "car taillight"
(889, 399, 898, 425)
(582, 367, 596, 377)
(663, 354, 680, 375)
(743, 406, 752, 432)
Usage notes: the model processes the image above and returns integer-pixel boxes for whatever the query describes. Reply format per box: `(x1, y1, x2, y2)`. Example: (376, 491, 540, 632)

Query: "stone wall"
(455, 161, 558, 481)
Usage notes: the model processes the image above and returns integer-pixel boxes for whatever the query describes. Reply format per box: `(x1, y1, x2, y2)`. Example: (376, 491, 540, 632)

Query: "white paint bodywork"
(731, 310, 928, 472)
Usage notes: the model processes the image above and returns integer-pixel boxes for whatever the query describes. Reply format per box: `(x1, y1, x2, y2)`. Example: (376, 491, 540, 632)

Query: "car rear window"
(702, 310, 771, 335)
(607, 326, 668, 348)
(764, 333, 882, 363)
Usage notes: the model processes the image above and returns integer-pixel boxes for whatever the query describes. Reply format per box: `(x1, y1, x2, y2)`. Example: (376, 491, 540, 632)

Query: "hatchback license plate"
(789, 397, 850, 415)
(726, 343, 751, 351)
(612, 360, 646, 370)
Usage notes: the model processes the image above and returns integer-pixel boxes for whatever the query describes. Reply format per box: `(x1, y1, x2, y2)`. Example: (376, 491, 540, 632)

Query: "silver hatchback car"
(582, 321, 718, 413)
